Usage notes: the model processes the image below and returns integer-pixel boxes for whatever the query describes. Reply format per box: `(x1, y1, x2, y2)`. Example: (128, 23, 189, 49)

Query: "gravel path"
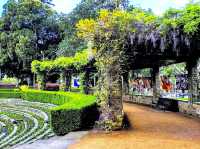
(69, 103, 200, 149)
(14, 131, 88, 149)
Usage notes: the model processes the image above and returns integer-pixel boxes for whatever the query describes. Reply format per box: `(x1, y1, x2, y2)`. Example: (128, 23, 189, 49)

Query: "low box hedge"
(51, 96, 99, 135)
(21, 89, 99, 135)
(0, 89, 21, 98)
(0, 88, 99, 135)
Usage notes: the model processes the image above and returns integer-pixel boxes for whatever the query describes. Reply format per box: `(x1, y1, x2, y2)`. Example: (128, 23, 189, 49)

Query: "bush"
(21, 89, 81, 105)
(20, 89, 99, 135)
(51, 98, 99, 135)
(0, 76, 18, 84)
(0, 89, 21, 98)
(0, 88, 99, 135)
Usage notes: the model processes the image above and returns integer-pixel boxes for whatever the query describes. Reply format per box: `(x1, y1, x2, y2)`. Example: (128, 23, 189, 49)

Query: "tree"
(56, 0, 130, 57)
(0, 0, 62, 81)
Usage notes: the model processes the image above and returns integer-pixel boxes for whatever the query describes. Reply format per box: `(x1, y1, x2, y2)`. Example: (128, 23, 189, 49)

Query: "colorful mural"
(129, 63, 190, 100)
(129, 69, 153, 96)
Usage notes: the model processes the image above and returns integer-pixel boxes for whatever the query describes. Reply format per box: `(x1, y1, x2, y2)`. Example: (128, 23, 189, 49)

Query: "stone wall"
(178, 101, 200, 118)
(123, 95, 153, 106)
(123, 95, 200, 119)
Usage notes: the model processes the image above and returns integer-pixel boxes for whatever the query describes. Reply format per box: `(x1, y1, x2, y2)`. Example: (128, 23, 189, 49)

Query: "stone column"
(97, 64, 124, 130)
(108, 66, 123, 116)
(37, 71, 46, 90)
(59, 71, 66, 91)
(60, 70, 72, 91)
(65, 70, 72, 91)
(82, 70, 90, 94)
(152, 65, 160, 103)
(187, 59, 199, 103)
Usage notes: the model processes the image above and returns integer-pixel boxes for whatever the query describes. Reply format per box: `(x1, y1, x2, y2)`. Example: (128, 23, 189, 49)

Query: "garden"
(0, 88, 98, 147)
(1, 0, 200, 148)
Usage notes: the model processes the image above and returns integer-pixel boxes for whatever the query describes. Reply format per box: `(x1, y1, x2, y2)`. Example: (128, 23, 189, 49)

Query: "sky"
(0, 0, 192, 16)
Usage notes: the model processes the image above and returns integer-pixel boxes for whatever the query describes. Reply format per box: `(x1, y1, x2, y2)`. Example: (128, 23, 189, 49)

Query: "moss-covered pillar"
(152, 65, 160, 102)
(65, 70, 72, 91)
(37, 71, 46, 90)
(82, 69, 90, 94)
(97, 64, 123, 131)
(59, 70, 72, 91)
(59, 71, 66, 91)
(187, 58, 199, 103)
(109, 66, 123, 116)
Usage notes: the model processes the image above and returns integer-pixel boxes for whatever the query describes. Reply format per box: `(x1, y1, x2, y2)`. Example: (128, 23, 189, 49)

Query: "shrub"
(0, 89, 21, 98)
(0, 76, 18, 84)
(51, 98, 99, 135)
(20, 89, 99, 135)
(0, 88, 99, 135)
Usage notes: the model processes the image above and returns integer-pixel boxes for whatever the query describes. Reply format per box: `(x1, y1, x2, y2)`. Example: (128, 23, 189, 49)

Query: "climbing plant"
(31, 49, 91, 91)
(76, 2, 200, 130)
(77, 8, 157, 130)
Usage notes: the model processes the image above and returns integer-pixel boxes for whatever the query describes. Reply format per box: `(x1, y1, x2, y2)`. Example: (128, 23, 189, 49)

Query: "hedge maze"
(0, 98, 55, 148)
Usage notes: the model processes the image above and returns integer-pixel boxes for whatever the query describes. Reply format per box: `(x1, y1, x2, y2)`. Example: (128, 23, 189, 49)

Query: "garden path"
(14, 131, 88, 149)
(69, 103, 200, 149)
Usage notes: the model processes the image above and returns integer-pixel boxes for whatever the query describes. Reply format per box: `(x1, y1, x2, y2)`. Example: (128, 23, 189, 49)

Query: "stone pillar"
(121, 71, 129, 95)
(60, 70, 72, 91)
(59, 71, 66, 91)
(37, 71, 46, 90)
(65, 70, 72, 91)
(82, 70, 90, 94)
(152, 65, 160, 103)
(97, 64, 123, 131)
(98, 65, 124, 130)
(187, 59, 199, 103)
(108, 67, 123, 116)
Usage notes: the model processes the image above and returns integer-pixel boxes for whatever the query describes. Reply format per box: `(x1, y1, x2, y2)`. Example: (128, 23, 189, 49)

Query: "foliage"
(0, 0, 63, 78)
(0, 76, 18, 84)
(159, 3, 200, 35)
(51, 102, 99, 135)
(160, 63, 187, 76)
(21, 89, 96, 105)
(77, 8, 157, 130)
(76, 8, 157, 105)
(19, 85, 29, 91)
(56, 0, 130, 57)
(0, 89, 21, 98)
(31, 49, 90, 73)
(20, 89, 98, 135)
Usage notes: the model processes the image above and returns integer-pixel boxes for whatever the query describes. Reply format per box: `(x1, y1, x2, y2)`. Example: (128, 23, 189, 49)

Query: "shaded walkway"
(69, 103, 200, 149)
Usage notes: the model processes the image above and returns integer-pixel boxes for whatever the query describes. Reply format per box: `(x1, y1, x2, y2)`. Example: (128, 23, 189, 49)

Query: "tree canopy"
(0, 0, 63, 79)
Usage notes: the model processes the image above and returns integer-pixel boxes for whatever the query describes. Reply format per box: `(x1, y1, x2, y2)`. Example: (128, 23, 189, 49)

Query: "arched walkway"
(69, 103, 200, 149)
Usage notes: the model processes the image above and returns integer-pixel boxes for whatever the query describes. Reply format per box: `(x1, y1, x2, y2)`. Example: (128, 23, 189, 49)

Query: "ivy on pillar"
(37, 71, 46, 90)
(187, 58, 199, 103)
(82, 69, 90, 94)
(97, 64, 123, 131)
(59, 71, 66, 91)
(65, 70, 72, 91)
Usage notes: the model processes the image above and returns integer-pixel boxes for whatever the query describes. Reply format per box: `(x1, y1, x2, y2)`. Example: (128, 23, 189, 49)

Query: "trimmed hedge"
(0, 89, 21, 98)
(20, 89, 99, 135)
(0, 89, 99, 135)
(51, 96, 99, 135)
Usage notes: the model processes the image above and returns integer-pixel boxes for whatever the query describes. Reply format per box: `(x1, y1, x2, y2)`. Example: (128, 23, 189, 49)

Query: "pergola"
(31, 50, 96, 94)
(124, 28, 200, 104)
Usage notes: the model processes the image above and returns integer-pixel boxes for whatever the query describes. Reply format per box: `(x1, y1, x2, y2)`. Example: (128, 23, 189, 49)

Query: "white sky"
(0, 0, 195, 15)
